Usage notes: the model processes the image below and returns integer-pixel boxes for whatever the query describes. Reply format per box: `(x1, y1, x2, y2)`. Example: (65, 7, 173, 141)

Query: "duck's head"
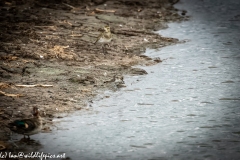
(32, 107, 40, 117)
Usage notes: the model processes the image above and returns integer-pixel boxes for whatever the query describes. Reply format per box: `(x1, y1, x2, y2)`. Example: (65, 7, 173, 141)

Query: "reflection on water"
(10, 0, 240, 159)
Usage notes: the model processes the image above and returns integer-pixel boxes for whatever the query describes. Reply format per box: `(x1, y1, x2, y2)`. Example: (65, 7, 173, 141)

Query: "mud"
(0, 0, 187, 146)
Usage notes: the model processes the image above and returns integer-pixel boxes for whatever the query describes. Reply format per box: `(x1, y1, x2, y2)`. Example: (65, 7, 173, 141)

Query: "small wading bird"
(8, 107, 42, 139)
(94, 25, 112, 54)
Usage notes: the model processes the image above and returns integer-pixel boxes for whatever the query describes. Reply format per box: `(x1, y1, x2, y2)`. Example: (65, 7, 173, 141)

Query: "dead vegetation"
(0, 0, 187, 142)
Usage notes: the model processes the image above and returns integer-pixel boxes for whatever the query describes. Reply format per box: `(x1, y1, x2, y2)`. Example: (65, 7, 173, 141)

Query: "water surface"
(12, 0, 240, 159)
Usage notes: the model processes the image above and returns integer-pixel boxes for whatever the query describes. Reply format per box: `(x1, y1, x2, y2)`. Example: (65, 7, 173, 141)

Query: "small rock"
(129, 68, 148, 75)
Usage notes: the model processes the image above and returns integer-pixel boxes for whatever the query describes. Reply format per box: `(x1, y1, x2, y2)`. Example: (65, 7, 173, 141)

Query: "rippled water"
(12, 0, 240, 159)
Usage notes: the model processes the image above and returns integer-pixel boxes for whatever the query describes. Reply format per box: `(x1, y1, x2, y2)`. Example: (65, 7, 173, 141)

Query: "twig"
(70, 34, 83, 37)
(62, 3, 75, 9)
(94, 8, 116, 13)
(34, 25, 55, 28)
(15, 84, 53, 88)
(0, 91, 23, 97)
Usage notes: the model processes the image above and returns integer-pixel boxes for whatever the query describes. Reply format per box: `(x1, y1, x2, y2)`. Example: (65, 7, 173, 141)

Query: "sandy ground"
(0, 0, 188, 150)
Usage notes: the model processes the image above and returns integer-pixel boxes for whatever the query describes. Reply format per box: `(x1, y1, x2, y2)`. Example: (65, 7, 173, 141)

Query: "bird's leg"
(104, 44, 108, 54)
(102, 45, 105, 54)
(102, 44, 107, 54)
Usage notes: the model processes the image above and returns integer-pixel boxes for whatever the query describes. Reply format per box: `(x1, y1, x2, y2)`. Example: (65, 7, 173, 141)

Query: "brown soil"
(0, 0, 188, 145)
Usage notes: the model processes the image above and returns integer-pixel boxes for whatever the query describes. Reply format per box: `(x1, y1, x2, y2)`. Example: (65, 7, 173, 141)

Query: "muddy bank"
(0, 0, 187, 145)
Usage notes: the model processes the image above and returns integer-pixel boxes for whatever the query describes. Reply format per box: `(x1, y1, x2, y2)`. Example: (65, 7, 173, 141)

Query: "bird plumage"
(94, 26, 112, 44)
(8, 107, 42, 139)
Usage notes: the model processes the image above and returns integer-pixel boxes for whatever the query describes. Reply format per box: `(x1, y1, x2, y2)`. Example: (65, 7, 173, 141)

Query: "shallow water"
(11, 0, 240, 159)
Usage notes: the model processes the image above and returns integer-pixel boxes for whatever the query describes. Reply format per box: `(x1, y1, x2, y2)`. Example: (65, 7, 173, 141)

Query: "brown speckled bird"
(94, 26, 112, 54)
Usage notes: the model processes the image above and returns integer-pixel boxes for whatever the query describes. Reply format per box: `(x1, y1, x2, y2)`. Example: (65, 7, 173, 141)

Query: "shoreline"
(0, 0, 187, 144)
